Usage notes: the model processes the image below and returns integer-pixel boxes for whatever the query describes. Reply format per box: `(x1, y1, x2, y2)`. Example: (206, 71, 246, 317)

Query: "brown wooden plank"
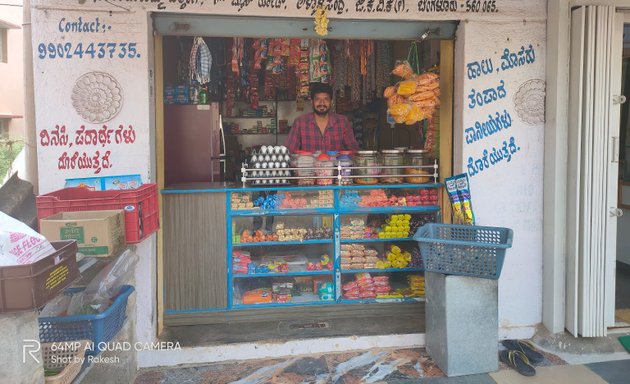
(155, 34, 165, 335)
(165, 302, 423, 326)
(439, 40, 454, 223)
(164, 193, 227, 310)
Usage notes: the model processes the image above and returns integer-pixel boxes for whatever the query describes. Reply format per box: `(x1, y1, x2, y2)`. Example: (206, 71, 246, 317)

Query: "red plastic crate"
(36, 184, 159, 243)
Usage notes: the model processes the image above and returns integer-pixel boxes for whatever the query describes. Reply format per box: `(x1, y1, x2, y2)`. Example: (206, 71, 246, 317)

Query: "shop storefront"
(30, 0, 547, 369)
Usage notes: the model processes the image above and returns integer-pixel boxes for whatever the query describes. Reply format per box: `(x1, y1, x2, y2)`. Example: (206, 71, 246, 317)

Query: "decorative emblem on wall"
(513, 79, 546, 124)
(71, 72, 123, 123)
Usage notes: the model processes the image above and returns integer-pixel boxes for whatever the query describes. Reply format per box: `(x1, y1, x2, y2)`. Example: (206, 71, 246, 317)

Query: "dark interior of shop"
(162, 36, 441, 184)
(615, 26, 630, 325)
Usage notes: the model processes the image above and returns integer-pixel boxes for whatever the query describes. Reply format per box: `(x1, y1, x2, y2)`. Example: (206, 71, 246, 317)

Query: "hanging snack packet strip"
(445, 175, 466, 225)
(455, 173, 475, 225)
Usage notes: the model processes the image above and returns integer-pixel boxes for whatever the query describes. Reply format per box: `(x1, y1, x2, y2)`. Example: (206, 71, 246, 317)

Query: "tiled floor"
(585, 359, 630, 384)
(133, 345, 630, 384)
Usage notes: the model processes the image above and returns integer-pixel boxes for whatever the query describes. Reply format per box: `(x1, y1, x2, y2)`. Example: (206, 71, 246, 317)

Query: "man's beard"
(313, 106, 330, 116)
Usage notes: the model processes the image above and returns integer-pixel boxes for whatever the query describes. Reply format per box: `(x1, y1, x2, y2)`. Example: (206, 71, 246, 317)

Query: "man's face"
(312, 92, 331, 116)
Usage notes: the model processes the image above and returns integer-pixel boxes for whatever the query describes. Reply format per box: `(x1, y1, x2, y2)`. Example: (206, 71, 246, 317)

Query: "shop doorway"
(152, 15, 457, 334)
(566, 5, 623, 337)
(614, 21, 630, 326)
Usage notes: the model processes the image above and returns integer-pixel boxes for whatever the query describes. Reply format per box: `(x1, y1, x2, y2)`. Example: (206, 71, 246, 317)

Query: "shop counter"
(161, 183, 441, 316)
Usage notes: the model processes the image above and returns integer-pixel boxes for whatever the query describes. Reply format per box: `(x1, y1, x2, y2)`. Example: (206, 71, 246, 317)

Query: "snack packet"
(455, 174, 476, 225)
(444, 174, 476, 225)
(445, 175, 465, 224)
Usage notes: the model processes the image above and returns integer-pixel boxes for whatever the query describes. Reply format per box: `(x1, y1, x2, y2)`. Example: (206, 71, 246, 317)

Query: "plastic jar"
(336, 154, 353, 185)
(354, 150, 381, 185)
(316, 153, 334, 186)
(381, 149, 404, 184)
(296, 151, 315, 185)
(405, 149, 431, 183)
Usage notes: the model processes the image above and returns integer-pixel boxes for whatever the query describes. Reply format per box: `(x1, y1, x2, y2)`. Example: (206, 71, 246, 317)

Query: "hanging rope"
(406, 41, 421, 75)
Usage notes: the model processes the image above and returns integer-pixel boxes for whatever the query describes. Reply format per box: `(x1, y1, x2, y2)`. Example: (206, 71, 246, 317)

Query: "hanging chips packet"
(445, 173, 476, 225)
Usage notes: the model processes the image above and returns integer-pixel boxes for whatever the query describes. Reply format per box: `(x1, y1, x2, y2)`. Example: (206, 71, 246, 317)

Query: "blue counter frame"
(162, 183, 440, 313)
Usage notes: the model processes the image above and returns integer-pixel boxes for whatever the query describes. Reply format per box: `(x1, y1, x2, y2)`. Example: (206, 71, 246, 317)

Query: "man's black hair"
(310, 82, 333, 99)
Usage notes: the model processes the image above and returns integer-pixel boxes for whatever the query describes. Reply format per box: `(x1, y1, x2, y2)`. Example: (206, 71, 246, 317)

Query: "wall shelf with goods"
(222, 99, 293, 145)
(226, 184, 439, 309)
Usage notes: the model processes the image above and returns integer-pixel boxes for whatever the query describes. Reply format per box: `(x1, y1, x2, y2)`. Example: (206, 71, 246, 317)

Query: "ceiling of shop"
(152, 14, 457, 40)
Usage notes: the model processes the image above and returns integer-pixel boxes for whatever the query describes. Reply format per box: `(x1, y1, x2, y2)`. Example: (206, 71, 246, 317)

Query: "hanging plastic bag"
(66, 248, 139, 315)
(0, 212, 55, 266)
(391, 60, 414, 79)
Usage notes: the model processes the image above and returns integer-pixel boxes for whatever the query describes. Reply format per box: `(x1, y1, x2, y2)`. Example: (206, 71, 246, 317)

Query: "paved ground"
(134, 344, 630, 384)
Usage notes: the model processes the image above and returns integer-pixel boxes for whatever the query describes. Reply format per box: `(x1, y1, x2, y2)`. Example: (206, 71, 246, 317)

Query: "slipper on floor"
(502, 339, 544, 364)
(499, 350, 536, 377)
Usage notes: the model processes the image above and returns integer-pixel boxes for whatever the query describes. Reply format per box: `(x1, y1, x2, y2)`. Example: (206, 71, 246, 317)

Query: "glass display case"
(230, 189, 334, 211)
(226, 184, 440, 309)
(339, 187, 440, 210)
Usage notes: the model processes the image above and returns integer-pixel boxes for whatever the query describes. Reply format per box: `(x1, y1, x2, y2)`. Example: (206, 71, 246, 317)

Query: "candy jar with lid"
(405, 149, 430, 183)
(381, 149, 404, 184)
(354, 150, 381, 185)
(296, 150, 315, 185)
(316, 153, 334, 186)
(336, 154, 353, 185)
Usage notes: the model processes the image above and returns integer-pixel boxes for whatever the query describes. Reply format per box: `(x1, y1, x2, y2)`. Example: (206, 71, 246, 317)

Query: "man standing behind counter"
(286, 83, 359, 152)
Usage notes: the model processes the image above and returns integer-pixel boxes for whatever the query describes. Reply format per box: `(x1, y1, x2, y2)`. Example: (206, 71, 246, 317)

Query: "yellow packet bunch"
(445, 175, 466, 225)
(445, 174, 475, 225)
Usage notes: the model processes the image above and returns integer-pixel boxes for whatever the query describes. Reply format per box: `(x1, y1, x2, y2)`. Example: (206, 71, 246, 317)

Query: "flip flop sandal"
(499, 350, 536, 377)
(501, 339, 544, 364)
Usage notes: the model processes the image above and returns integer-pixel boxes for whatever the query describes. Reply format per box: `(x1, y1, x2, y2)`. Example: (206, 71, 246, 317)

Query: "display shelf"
(230, 208, 335, 216)
(339, 237, 415, 243)
(338, 297, 425, 304)
(339, 267, 423, 274)
(233, 270, 333, 278)
(338, 206, 440, 214)
(224, 115, 276, 119)
(338, 183, 442, 190)
(232, 293, 335, 309)
(226, 184, 440, 311)
(224, 183, 442, 192)
(233, 239, 333, 247)
(226, 132, 289, 136)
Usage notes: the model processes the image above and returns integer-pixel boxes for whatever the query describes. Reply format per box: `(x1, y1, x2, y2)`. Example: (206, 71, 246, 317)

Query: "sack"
(0, 212, 55, 266)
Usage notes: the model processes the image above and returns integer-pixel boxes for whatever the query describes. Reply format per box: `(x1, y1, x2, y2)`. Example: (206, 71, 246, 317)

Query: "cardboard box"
(39, 210, 125, 257)
(65, 174, 142, 191)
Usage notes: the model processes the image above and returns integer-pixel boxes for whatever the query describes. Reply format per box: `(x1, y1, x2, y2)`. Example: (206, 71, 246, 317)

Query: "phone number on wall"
(37, 42, 141, 60)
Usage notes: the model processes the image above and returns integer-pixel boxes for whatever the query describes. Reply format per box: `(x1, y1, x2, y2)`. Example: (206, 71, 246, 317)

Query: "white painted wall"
(455, 20, 546, 334)
(30, 0, 548, 366)
(31, 6, 152, 193)
(0, 0, 24, 138)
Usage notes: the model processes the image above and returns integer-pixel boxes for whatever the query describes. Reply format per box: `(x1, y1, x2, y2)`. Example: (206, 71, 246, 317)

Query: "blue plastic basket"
(38, 285, 134, 356)
(413, 224, 513, 279)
